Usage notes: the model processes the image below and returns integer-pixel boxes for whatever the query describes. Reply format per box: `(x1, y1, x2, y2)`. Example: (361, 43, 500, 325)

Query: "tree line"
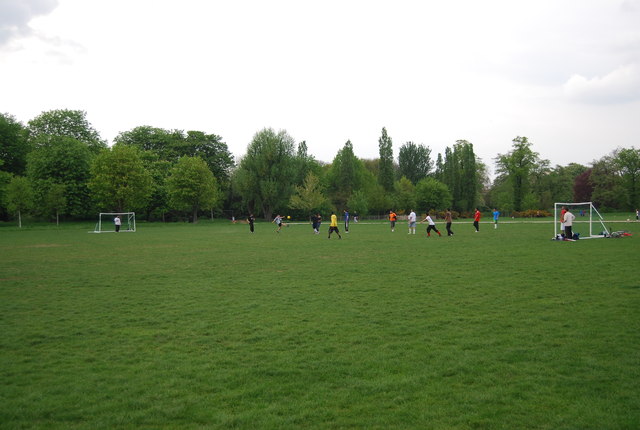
(1, 109, 638, 226)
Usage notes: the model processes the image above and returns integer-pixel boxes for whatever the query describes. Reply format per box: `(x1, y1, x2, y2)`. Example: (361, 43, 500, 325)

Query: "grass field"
(1, 217, 639, 429)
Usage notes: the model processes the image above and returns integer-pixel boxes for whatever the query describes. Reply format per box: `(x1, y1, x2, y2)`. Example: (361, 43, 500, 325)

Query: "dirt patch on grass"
(24, 244, 71, 248)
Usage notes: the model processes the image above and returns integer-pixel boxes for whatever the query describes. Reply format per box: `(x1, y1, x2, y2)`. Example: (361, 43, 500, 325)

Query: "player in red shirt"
(473, 208, 481, 232)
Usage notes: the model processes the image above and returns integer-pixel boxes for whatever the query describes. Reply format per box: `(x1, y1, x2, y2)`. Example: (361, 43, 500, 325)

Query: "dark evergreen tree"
(378, 127, 394, 192)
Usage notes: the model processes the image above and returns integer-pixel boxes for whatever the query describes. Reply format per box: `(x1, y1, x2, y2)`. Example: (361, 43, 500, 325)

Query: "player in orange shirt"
(389, 210, 397, 232)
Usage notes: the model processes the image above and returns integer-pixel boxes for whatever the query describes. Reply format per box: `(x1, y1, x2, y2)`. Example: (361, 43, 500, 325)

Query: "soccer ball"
(287, 216, 291, 219)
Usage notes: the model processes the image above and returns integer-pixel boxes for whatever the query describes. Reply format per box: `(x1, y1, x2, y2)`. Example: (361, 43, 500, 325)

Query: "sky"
(2, 0, 640, 175)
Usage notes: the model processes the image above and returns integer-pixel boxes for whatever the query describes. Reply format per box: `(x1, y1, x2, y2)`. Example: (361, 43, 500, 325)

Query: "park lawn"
(0, 218, 639, 429)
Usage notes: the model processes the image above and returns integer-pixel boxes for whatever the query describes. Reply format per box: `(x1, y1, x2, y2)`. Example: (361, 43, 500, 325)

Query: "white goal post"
(554, 202, 608, 239)
(93, 212, 136, 233)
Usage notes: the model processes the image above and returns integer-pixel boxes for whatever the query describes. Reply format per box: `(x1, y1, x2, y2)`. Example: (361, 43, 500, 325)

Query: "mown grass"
(1, 218, 639, 429)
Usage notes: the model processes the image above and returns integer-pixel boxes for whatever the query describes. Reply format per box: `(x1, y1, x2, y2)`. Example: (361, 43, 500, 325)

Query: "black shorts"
(329, 226, 340, 233)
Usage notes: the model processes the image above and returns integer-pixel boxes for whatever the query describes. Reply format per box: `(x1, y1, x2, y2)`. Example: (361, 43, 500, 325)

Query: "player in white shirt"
(563, 209, 576, 239)
(407, 210, 417, 234)
(421, 212, 442, 237)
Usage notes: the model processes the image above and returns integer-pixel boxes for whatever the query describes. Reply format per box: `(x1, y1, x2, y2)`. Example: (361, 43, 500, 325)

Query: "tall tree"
(289, 172, 330, 214)
(26, 136, 92, 218)
(293, 140, 321, 186)
(394, 176, 416, 213)
(5, 176, 33, 228)
(182, 130, 234, 186)
(439, 141, 478, 212)
(234, 128, 296, 220)
(43, 183, 67, 226)
(89, 145, 153, 212)
(167, 156, 220, 223)
(28, 109, 106, 155)
(115, 127, 234, 186)
(0, 113, 30, 175)
(414, 177, 452, 212)
(398, 142, 432, 184)
(457, 141, 477, 212)
(434, 153, 444, 181)
(494, 137, 544, 211)
(326, 140, 366, 209)
(589, 155, 624, 209)
(614, 147, 640, 210)
(573, 169, 594, 202)
(378, 127, 394, 192)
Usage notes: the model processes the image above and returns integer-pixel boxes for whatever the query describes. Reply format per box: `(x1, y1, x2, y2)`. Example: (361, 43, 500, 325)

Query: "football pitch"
(1, 218, 639, 429)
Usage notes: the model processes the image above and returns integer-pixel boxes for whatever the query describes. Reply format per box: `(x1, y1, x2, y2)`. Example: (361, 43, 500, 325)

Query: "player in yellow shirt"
(328, 211, 342, 239)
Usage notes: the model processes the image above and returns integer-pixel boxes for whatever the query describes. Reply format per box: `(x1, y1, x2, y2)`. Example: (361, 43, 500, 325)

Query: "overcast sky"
(2, 0, 640, 174)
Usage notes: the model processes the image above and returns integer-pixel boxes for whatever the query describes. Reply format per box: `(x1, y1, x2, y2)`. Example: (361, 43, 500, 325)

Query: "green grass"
(1, 218, 639, 429)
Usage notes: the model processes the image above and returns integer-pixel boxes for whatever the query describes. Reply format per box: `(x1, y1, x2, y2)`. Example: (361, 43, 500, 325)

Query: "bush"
(512, 209, 552, 218)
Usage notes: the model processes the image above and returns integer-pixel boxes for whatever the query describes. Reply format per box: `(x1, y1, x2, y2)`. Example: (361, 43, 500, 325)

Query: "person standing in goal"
(492, 208, 500, 229)
(114, 215, 121, 232)
(563, 208, 576, 240)
(328, 211, 342, 239)
(421, 212, 442, 237)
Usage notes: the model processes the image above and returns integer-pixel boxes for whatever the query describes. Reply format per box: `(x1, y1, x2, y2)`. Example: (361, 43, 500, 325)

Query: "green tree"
(44, 183, 67, 226)
(293, 141, 322, 187)
(167, 156, 220, 223)
(114, 126, 181, 156)
(439, 140, 479, 212)
(434, 153, 444, 180)
(143, 155, 173, 221)
(398, 142, 432, 184)
(394, 176, 416, 213)
(590, 156, 624, 209)
(415, 177, 452, 212)
(289, 172, 330, 214)
(531, 163, 587, 209)
(26, 136, 93, 218)
(0, 113, 30, 175)
(5, 176, 33, 228)
(0, 170, 12, 220)
(614, 147, 640, 210)
(89, 145, 153, 212)
(28, 109, 106, 154)
(115, 127, 234, 186)
(378, 127, 395, 192)
(234, 128, 296, 220)
(495, 137, 545, 211)
(326, 140, 366, 209)
(347, 190, 369, 217)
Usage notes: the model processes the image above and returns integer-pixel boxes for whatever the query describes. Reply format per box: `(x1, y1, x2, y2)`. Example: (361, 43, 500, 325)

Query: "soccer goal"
(93, 212, 136, 233)
(554, 202, 608, 239)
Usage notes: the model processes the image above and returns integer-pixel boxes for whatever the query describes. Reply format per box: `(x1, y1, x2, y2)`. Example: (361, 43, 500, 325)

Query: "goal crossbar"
(92, 212, 136, 233)
(554, 202, 608, 239)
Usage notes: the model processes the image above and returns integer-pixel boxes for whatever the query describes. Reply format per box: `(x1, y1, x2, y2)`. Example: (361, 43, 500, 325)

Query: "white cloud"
(564, 64, 640, 104)
(2, 0, 640, 170)
(0, 0, 58, 45)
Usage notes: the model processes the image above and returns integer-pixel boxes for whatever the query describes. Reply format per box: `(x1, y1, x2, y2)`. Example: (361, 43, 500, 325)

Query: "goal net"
(554, 202, 608, 239)
(93, 212, 136, 233)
